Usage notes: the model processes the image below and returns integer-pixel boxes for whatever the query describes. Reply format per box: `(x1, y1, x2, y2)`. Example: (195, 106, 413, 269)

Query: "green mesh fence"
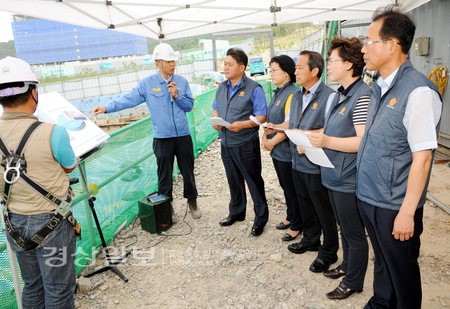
(0, 242, 17, 309)
(0, 80, 273, 309)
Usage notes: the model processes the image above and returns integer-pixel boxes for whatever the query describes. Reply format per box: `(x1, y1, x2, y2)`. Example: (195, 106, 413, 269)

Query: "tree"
(0, 40, 16, 58)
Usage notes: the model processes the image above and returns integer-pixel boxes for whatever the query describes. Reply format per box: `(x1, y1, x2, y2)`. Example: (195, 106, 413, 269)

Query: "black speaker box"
(137, 192, 172, 233)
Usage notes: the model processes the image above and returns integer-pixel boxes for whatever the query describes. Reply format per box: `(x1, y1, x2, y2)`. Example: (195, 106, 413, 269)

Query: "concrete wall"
(39, 60, 215, 101)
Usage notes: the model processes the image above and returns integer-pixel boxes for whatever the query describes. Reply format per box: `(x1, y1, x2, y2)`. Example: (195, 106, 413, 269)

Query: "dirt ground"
(75, 139, 450, 309)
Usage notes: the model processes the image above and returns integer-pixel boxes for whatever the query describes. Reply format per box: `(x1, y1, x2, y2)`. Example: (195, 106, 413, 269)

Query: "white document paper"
(262, 123, 285, 131)
(35, 92, 110, 157)
(249, 115, 261, 125)
(209, 117, 231, 127)
(250, 115, 285, 131)
(284, 129, 334, 168)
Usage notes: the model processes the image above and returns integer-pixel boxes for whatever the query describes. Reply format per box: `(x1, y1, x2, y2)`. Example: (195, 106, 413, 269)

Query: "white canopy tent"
(0, 0, 430, 40)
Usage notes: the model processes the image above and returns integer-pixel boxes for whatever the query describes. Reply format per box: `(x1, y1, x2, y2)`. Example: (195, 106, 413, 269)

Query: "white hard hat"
(0, 56, 38, 97)
(153, 43, 178, 61)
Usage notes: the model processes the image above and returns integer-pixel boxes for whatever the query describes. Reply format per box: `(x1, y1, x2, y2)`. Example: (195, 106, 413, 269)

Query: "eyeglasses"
(269, 68, 282, 73)
(327, 58, 345, 64)
(362, 38, 390, 47)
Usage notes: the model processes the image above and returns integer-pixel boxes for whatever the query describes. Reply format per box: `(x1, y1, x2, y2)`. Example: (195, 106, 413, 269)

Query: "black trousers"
(358, 200, 423, 309)
(221, 139, 268, 226)
(329, 190, 368, 290)
(291, 170, 338, 262)
(272, 158, 302, 231)
(152, 135, 198, 201)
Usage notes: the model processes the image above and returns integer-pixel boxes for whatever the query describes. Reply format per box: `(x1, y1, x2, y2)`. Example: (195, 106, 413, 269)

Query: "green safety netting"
(0, 80, 273, 309)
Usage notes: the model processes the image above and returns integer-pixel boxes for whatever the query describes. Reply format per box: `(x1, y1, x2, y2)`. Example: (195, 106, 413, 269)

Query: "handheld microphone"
(167, 77, 174, 102)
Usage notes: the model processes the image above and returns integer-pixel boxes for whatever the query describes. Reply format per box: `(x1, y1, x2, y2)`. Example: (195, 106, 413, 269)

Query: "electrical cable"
(114, 217, 140, 249)
(157, 201, 193, 237)
(114, 200, 193, 252)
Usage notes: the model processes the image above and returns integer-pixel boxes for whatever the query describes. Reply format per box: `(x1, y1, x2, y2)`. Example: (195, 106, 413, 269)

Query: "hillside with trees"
(0, 40, 16, 58)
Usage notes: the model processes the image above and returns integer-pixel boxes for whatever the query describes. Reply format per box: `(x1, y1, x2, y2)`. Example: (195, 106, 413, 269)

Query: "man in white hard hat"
(0, 56, 78, 308)
(93, 42, 201, 219)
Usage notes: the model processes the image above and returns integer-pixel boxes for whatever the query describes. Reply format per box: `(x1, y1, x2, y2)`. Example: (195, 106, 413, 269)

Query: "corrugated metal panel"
(409, 0, 450, 147)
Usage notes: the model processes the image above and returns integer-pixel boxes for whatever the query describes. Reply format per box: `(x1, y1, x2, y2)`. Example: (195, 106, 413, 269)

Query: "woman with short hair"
(263, 55, 302, 241)
(308, 37, 370, 299)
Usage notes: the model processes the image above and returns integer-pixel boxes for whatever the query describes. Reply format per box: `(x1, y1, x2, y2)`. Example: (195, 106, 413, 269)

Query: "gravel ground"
(75, 138, 450, 309)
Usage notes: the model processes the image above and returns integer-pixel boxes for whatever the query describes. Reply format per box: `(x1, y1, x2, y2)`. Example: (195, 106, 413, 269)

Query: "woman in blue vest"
(262, 55, 301, 241)
(308, 38, 370, 300)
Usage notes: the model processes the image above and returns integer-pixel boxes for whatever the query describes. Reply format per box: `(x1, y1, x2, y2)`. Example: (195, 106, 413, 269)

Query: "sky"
(0, 12, 14, 42)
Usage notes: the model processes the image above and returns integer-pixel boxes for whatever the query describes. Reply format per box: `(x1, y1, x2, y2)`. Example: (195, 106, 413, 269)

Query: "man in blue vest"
(357, 7, 442, 309)
(285, 51, 339, 273)
(212, 48, 269, 236)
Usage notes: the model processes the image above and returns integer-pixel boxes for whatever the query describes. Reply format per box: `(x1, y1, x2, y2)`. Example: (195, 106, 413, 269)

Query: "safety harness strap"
(0, 121, 77, 250)
(15, 121, 42, 155)
(0, 137, 9, 156)
(1, 121, 43, 206)
(0, 121, 41, 157)
(3, 211, 77, 250)
(21, 173, 73, 210)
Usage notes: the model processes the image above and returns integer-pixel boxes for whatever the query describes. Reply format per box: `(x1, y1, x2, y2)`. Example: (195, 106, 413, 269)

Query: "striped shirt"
(353, 95, 370, 125)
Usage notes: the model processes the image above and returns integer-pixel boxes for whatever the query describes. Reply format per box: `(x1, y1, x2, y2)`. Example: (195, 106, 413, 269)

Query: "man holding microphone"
(93, 42, 201, 219)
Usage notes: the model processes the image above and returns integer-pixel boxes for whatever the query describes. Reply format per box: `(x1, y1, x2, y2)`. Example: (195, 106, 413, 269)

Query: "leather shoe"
(281, 231, 299, 241)
(287, 242, 319, 254)
(275, 222, 290, 230)
(326, 282, 362, 300)
(219, 216, 244, 226)
(323, 265, 346, 279)
(309, 257, 336, 273)
(251, 225, 264, 236)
